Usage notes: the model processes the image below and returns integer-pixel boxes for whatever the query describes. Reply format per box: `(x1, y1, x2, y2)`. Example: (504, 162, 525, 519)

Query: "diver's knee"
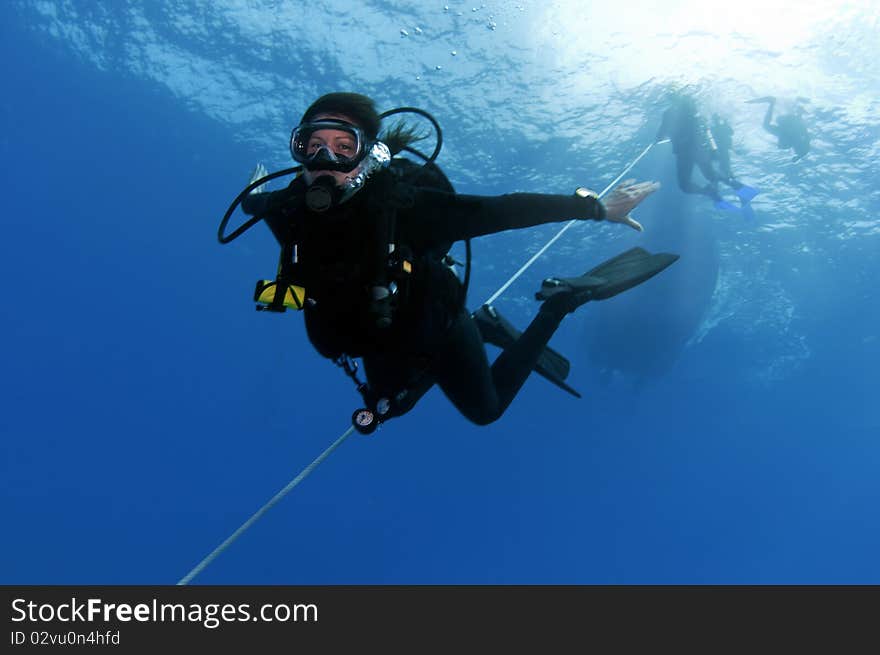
(461, 405, 502, 426)
(469, 413, 500, 427)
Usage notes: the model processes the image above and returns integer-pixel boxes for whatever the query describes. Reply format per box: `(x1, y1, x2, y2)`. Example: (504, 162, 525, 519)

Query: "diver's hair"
(380, 119, 428, 157)
(301, 93, 428, 155)
(301, 92, 381, 139)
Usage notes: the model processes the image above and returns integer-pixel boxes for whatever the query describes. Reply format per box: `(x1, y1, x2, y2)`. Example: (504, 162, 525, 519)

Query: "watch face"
(575, 187, 598, 200)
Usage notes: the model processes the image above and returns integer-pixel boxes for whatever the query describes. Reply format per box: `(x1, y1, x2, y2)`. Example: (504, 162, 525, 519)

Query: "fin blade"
(535, 348, 581, 397)
(735, 184, 760, 204)
(714, 199, 740, 212)
(536, 344, 571, 382)
(537, 372, 582, 398)
(535, 247, 679, 306)
(581, 247, 680, 300)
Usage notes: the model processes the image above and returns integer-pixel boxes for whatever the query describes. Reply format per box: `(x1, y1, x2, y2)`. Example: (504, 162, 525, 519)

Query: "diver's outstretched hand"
(602, 178, 660, 232)
(248, 162, 269, 194)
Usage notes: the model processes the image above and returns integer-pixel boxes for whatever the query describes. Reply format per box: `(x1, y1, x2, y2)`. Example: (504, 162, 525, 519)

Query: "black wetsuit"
(242, 168, 602, 425)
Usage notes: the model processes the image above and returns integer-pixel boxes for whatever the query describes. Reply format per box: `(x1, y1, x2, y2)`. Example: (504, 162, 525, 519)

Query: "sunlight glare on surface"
(527, 0, 865, 91)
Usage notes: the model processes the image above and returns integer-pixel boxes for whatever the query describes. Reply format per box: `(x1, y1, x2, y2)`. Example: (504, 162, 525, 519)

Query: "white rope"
(179, 140, 667, 584)
(177, 426, 355, 585)
(482, 140, 665, 307)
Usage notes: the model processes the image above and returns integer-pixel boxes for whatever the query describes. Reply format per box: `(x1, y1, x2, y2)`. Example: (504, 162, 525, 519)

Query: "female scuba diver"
(232, 92, 678, 431)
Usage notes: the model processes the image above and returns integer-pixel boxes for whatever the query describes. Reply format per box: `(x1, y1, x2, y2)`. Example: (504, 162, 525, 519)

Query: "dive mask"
(290, 119, 369, 172)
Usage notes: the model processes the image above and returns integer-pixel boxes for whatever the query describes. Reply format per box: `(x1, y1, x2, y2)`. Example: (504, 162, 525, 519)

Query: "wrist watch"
(574, 187, 603, 220)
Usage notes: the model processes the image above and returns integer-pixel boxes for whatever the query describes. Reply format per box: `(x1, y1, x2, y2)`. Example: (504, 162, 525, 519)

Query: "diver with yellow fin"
(220, 92, 678, 432)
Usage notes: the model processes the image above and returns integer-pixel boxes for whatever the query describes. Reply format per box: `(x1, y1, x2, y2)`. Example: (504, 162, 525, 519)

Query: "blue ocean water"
(2, 1, 878, 584)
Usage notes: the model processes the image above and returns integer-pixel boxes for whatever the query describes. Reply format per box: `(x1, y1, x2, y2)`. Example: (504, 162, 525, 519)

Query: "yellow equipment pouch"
(253, 279, 305, 311)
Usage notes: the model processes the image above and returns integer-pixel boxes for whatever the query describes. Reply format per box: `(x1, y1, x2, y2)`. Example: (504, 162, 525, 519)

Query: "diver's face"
(302, 112, 363, 186)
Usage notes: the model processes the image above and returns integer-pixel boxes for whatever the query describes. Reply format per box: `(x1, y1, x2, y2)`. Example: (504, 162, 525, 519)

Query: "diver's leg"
(695, 159, 725, 199)
(433, 246, 679, 424)
(761, 98, 782, 138)
(714, 152, 736, 185)
(677, 154, 720, 201)
(429, 309, 505, 425)
(762, 97, 775, 129)
(676, 155, 718, 198)
(432, 305, 565, 426)
(675, 156, 697, 193)
(486, 305, 566, 409)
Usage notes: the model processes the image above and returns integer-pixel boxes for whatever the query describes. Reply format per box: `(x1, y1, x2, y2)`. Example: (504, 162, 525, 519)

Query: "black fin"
(536, 247, 679, 310)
